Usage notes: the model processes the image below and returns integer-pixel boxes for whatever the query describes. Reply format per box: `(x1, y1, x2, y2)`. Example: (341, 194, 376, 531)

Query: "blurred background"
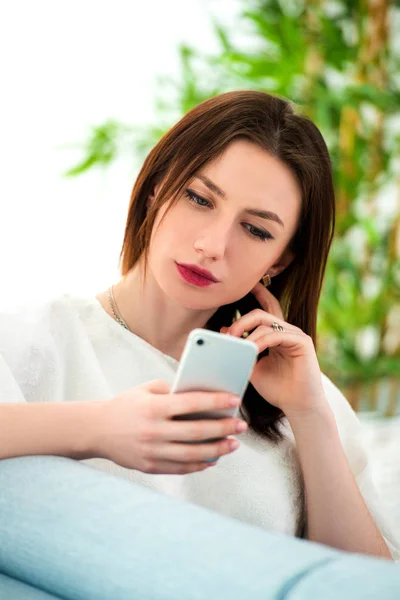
(1, 0, 399, 533)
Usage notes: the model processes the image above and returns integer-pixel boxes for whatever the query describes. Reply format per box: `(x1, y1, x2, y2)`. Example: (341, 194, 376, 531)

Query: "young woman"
(0, 90, 398, 560)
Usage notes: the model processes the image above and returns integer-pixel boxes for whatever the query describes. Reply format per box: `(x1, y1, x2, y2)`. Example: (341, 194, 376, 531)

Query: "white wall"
(0, 0, 239, 309)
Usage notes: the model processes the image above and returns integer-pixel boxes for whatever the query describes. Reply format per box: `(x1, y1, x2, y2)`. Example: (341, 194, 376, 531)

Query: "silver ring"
(271, 322, 285, 332)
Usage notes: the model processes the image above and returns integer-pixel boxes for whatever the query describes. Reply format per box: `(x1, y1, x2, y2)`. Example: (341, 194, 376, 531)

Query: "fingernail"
(229, 439, 240, 451)
(236, 421, 248, 433)
(229, 396, 241, 407)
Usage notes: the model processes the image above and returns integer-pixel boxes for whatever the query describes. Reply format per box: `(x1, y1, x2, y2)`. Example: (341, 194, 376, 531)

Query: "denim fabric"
(0, 456, 398, 600)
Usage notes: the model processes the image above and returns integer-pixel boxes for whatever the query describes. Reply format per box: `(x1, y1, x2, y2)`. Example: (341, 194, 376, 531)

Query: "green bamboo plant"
(66, 0, 400, 414)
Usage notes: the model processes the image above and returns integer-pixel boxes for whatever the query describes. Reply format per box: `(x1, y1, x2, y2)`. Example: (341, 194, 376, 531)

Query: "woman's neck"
(97, 267, 216, 361)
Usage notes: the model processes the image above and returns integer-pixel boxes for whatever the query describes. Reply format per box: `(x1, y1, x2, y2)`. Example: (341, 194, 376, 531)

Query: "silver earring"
(261, 274, 271, 287)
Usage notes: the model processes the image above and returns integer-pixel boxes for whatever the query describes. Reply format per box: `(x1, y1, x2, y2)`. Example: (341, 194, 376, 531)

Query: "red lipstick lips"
(176, 263, 219, 287)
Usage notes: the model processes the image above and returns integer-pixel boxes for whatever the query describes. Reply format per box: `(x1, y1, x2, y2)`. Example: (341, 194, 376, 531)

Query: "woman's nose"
(193, 222, 231, 260)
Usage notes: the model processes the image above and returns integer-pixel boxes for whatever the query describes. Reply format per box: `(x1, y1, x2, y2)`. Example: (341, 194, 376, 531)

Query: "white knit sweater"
(1, 293, 399, 559)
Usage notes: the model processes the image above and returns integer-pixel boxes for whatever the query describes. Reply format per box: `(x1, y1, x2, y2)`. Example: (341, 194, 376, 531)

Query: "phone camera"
(196, 339, 204, 346)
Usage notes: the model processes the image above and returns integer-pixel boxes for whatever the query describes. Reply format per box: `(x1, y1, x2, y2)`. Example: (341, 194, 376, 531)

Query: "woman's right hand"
(91, 379, 248, 474)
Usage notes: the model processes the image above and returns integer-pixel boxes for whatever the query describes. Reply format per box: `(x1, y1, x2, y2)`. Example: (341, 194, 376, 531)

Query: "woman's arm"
(0, 401, 99, 460)
(223, 283, 396, 559)
(288, 403, 392, 559)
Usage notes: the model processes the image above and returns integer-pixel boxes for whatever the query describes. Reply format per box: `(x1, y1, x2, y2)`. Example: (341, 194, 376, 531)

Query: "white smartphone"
(171, 328, 258, 421)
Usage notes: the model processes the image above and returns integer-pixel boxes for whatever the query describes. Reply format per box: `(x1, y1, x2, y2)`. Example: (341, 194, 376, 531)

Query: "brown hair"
(119, 90, 335, 443)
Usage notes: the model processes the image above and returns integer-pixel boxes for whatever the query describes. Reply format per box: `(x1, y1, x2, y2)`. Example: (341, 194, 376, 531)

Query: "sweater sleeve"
(0, 301, 61, 404)
(321, 373, 400, 561)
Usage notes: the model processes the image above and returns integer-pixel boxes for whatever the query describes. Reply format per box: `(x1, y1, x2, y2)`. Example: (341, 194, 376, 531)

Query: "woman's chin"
(162, 282, 222, 311)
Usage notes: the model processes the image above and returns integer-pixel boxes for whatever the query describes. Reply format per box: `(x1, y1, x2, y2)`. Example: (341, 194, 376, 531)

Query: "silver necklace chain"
(108, 286, 247, 336)
(107, 286, 130, 332)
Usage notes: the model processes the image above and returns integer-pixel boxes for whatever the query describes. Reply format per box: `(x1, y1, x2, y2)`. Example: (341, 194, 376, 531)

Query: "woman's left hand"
(220, 282, 327, 418)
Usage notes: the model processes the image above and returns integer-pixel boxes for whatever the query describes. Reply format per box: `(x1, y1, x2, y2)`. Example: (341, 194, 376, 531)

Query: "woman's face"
(147, 139, 302, 310)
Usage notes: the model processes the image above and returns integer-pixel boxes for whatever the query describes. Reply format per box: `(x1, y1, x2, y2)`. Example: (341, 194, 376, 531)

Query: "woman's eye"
(185, 189, 211, 208)
(244, 224, 274, 242)
(185, 188, 273, 242)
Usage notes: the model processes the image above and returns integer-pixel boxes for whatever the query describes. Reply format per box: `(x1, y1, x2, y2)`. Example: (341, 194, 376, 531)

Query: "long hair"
(119, 90, 335, 443)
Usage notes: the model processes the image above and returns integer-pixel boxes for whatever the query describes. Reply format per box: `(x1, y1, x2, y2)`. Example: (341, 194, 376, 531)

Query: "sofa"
(0, 455, 399, 599)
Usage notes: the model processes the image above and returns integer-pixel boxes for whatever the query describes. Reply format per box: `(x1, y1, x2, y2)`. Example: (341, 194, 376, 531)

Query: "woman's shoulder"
(0, 293, 100, 402)
(0, 293, 96, 358)
(0, 292, 86, 331)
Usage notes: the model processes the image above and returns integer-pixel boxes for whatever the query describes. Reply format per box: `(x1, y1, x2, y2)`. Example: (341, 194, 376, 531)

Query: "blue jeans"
(0, 456, 398, 600)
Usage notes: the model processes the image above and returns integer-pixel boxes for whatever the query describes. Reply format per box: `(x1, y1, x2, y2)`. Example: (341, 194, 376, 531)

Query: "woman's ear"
(269, 248, 295, 278)
(147, 182, 162, 210)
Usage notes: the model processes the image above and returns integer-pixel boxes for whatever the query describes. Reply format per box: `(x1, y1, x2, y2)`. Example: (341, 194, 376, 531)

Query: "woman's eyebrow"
(195, 174, 285, 228)
(246, 208, 284, 228)
(196, 174, 227, 198)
